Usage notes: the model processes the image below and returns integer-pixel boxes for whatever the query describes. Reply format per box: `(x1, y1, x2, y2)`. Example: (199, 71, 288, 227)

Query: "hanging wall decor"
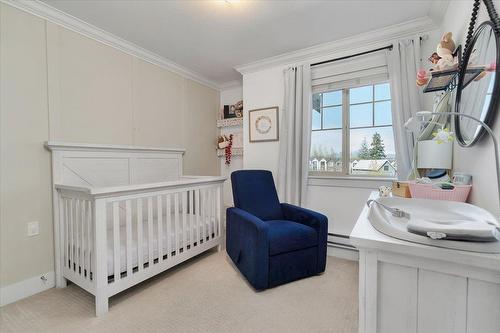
(248, 106, 279, 142)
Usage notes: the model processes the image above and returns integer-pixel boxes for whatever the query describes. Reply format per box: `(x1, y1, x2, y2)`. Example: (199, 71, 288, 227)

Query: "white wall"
(220, 86, 243, 206)
(242, 66, 390, 240)
(427, 0, 500, 214)
(0, 3, 219, 292)
(243, 67, 285, 177)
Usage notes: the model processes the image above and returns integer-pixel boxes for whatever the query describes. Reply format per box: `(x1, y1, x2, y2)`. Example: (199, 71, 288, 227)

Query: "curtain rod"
(311, 44, 393, 67)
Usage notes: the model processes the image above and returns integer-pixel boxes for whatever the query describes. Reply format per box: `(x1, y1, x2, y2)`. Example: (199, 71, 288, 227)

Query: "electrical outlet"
(27, 221, 39, 237)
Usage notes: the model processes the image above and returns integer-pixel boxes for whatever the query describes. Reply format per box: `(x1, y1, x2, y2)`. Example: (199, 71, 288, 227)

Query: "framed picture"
(249, 106, 279, 142)
(223, 105, 236, 119)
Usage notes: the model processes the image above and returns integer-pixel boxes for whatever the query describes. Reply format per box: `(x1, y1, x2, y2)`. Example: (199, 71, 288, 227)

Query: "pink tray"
(408, 182, 472, 202)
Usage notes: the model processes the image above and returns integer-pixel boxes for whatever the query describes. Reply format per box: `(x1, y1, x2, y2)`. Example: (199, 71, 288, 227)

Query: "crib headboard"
(45, 142, 185, 188)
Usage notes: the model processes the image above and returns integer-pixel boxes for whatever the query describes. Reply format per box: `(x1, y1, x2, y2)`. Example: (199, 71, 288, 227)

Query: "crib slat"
(166, 194, 171, 257)
(196, 189, 201, 245)
(212, 188, 216, 238)
(147, 197, 153, 266)
(87, 201, 92, 279)
(80, 200, 86, 275)
(216, 186, 221, 238)
(137, 198, 143, 271)
(125, 200, 132, 276)
(202, 189, 207, 241)
(157, 195, 163, 263)
(113, 202, 120, 281)
(210, 188, 214, 239)
(64, 199, 69, 268)
(206, 189, 211, 240)
(69, 199, 74, 270)
(182, 192, 187, 251)
(190, 190, 194, 248)
(174, 193, 180, 253)
(75, 199, 79, 271)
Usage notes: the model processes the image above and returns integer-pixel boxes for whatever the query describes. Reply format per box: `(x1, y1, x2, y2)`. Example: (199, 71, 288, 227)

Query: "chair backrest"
(231, 170, 283, 220)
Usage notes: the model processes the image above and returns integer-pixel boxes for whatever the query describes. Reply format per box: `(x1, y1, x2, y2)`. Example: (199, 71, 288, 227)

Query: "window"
(310, 82, 396, 177)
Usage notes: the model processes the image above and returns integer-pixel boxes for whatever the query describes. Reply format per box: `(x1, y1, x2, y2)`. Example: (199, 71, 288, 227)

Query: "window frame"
(309, 80, 395, 179)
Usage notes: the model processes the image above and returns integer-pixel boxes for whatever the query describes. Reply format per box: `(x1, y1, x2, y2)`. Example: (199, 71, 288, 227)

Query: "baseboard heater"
(327, 232, 357, 250)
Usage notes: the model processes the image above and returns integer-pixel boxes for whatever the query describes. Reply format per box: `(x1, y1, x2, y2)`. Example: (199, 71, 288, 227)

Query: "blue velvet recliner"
(226, 170, 328, 290)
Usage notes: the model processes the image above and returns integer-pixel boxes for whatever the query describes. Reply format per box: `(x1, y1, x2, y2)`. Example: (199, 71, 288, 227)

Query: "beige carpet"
(0, 250, 358, 333)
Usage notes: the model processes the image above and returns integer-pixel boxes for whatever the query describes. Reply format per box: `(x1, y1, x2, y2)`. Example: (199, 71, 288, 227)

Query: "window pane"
(310, 129, 342, 172)
(374, 101, 392, 126)
(323, 106, 342, 129)
(349, 127, 396, 176)
(375, 83, 391, 101)
(323, 90, 342, 106)
(312, 109, 321, 130)
(350, 103, 372, 128)
(350, 85, 372, 104)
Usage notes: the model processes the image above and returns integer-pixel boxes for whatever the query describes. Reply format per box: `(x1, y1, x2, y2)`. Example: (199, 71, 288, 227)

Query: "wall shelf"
(217, 118, 243, 128)
(217, 147, 243, 157)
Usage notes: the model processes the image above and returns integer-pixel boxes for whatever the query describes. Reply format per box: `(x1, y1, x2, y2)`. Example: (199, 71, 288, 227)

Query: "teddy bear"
(435, 32, 457, 71)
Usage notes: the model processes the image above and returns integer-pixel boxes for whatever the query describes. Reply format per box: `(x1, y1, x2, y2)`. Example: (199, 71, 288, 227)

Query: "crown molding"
(235, 16, 438, 75)
(219, 79, 243, 91)
(2, 0, 222, 90)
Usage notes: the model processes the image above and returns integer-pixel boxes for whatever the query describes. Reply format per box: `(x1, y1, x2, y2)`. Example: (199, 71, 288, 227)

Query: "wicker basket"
(408, 182, 472, 202)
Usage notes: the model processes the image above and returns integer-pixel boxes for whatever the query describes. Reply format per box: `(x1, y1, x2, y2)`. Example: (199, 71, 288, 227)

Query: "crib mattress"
(105, 219, 213, 277)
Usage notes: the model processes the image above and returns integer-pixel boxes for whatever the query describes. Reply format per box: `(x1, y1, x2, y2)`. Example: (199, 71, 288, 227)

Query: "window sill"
(308, 175, 394, 189)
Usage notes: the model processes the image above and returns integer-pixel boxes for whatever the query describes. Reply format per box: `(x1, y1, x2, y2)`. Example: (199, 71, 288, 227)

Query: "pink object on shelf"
(408, 182, 472, 202)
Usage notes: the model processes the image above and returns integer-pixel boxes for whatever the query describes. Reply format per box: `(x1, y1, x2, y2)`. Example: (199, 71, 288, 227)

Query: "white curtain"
(386, 38, 423, 180)
(277, 65, 312, 205)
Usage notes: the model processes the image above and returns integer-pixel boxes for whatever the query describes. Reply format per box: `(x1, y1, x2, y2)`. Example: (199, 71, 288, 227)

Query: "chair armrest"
(226, 207, 270, 289)
(281, 203, 328, 273)
(281, 203, 328, 233)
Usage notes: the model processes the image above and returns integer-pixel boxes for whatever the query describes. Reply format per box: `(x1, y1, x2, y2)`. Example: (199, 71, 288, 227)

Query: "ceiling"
(42, 0, 439, 87)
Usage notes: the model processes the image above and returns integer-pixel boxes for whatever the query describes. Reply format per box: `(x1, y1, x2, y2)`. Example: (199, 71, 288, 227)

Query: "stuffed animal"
(378, 186, 392, 198)
(416, 69, 430, 86)
(435, 32, 457, 71)
(217, 135, 231, 149)
(232, 100, 243, 118)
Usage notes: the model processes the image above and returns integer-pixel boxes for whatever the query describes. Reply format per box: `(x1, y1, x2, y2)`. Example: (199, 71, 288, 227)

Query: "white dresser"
(351, 192, 500, 333)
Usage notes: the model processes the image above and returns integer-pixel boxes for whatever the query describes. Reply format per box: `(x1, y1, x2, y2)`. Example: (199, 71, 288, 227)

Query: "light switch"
(27, 221, 39, 237)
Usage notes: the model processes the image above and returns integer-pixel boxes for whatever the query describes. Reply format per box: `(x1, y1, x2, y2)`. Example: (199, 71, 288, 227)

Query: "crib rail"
(56, 177, 224, 299)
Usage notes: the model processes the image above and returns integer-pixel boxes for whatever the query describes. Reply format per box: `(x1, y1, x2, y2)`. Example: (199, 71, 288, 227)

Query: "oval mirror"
(455, 21, 500, 147)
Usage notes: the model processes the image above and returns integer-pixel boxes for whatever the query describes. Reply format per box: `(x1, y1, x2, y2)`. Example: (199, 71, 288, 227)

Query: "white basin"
(367, 196, 500, 253)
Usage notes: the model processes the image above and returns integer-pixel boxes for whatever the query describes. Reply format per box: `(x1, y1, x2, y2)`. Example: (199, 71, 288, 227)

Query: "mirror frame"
(455, 20, 500, 147)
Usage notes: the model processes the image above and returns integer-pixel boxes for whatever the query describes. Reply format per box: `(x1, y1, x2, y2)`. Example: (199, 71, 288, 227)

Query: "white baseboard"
(327, 245, 359, 261)
(0, 271, 55, 306)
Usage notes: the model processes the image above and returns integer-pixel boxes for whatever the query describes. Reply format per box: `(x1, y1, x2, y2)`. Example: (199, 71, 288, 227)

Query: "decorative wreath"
(255, 116, 272, 134)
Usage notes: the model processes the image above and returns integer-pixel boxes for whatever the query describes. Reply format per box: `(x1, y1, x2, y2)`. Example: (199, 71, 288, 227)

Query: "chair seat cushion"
(266, 220, 317, 256)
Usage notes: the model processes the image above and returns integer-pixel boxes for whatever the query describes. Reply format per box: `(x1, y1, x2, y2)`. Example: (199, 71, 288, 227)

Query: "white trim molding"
(1, 0, 221, 90)
(45, 141, 186, 154)
(308, 176, 393, 190)
(235, 16, 437, 74)
(0, 271, 55, 306)
(219, 79, 243, 91)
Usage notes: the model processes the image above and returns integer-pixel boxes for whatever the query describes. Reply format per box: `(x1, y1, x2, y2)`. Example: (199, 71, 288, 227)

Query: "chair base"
(228, 246, 321, 290)
(269, 246, 319, 288)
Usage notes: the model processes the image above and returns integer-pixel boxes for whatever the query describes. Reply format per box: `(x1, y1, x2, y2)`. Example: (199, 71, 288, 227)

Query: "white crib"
(46, 142, 225, 316)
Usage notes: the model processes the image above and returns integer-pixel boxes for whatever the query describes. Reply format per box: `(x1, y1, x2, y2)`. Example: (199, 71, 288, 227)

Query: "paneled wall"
(0, 3, 219, 289)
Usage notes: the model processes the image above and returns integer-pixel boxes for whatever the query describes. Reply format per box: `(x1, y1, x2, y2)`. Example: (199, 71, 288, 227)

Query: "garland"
(225, 134, 233, 165)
